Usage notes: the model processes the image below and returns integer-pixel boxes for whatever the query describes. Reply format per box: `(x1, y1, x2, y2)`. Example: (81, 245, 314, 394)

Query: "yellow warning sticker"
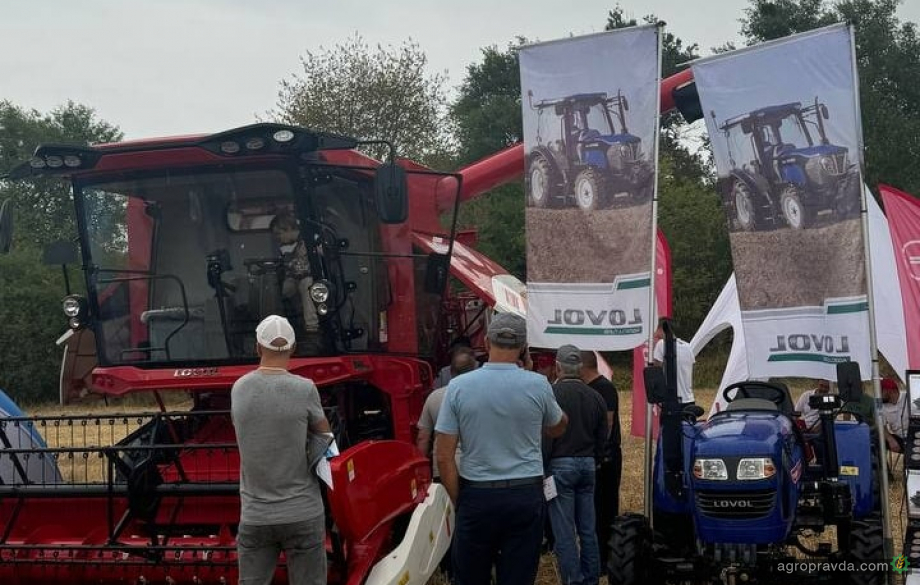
(347, 459, 355, 481)
(839, 465, 859, 476)
(398, 570, 410, 585)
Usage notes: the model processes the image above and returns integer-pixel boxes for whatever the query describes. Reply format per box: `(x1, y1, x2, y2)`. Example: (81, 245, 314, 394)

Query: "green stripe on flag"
(767, 353, 851, 364)
(544, 326, 642, 336)
(826, 302, 868, 314)
(616, 278, 650, 290)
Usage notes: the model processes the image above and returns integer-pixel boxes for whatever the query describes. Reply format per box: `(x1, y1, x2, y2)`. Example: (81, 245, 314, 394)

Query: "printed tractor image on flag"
(712, 98, 861, 231)
(525, 90, 654, 211)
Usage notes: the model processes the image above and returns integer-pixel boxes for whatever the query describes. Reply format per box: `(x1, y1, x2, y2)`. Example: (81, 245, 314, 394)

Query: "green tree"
(271, 34, 454, 167)
(740, 0, 920, 195)
(451, 41, 527, 278)
(0, 101, 122, 249)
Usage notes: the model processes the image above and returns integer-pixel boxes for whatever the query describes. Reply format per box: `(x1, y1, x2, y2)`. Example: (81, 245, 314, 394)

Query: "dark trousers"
(595, 446, 622, 567)
(452, 482, 545, 585)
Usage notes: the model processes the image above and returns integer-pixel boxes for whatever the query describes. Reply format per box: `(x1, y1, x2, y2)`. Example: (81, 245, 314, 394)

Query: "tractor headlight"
(693, 458, 728, 481)
(309, 281, 331, 303)
(737, 457, 776, 480)
(805, 156, 831, 185)
(62, 295, 87, 318)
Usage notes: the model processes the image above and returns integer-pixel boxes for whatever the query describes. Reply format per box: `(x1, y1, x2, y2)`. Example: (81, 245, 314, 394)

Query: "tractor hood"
(783, 144, 847, 159)
(694, 412, 794, 459)
(595, 133, 640, 146)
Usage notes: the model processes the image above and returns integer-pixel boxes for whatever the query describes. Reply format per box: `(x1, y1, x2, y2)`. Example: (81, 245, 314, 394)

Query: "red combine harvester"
(0, 69, 697, 585)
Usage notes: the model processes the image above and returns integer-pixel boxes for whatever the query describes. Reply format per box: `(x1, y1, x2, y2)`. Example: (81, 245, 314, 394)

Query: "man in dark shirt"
(545, 344, 608, 585)
(580, 350, 621, 568)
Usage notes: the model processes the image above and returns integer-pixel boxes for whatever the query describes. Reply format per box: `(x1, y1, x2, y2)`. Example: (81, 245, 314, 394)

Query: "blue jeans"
(548, 457, 600, 585)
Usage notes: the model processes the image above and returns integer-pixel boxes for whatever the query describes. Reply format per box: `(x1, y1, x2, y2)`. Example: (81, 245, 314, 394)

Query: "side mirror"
(836, 361, 863, 402)
(43, 240, 78, 266)
(820, 104, 829, 120)
(644, 365, 667, 404)
(423, 252, 450, 294)
(622, 96, 630, 111)
(374, 162, 408, 224)
(0, 199, 13, 254)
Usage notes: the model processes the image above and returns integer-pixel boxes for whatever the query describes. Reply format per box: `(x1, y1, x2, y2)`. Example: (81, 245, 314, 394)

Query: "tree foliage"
(0, 101, 122, 249)
(271, 35, 454, 167)
(741, 0, 920, 195)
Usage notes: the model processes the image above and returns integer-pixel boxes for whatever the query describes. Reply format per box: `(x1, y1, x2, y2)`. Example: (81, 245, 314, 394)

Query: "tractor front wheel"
(608, 514, 650, 585)
(574, 167, 606, 211)
(780, 187, 816, 229)
(847, 518, 884, 585)
(528, 154, 559, 208)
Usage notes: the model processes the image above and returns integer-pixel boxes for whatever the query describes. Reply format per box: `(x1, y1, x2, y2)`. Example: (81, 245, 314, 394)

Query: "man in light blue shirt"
(436, 312, 567, 585)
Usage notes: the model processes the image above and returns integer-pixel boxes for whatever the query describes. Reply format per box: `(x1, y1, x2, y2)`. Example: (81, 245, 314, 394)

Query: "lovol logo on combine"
(544, 308, 642, 336)
(767, 334, 850, 364)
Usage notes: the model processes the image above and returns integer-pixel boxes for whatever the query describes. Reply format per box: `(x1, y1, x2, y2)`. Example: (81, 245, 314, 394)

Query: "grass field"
(27, 387, 908, 584)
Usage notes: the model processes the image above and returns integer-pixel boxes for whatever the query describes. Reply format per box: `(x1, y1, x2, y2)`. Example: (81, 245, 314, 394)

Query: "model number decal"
(173, 367, 219, 378)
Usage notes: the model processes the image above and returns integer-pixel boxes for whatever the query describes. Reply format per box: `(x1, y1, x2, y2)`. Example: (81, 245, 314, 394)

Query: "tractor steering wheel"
(722, 381, 788, 408)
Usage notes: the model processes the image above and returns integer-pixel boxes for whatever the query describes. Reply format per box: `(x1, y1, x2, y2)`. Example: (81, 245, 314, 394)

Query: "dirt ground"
(526, 204, 653, 283)
(730, 218, 867, 310)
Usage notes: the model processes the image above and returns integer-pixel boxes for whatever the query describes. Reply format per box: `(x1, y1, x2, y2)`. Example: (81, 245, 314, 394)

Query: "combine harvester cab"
(0, 124, 463, 585)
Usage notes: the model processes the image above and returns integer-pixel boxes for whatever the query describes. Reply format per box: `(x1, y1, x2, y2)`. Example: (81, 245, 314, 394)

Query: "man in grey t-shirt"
(231, 315, 331, 585)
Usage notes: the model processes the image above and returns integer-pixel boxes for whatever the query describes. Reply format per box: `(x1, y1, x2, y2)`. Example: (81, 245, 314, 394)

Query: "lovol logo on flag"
(520, 25, 661, 350)
(692, 23, 871, 379)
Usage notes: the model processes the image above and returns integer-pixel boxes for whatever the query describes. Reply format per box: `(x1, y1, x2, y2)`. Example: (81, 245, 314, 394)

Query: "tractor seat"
(725, 398, 779, 413)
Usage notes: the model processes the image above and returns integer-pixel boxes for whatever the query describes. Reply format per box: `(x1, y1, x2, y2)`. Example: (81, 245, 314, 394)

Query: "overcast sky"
(2, 1, 918, 140)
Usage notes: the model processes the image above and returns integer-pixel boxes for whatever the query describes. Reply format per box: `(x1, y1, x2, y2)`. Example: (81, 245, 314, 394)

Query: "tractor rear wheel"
(732, 179, 760, 231)
(780, 187, 816, 229)
(608, 514, 650, 585)
(847, 518, 884, 585)
(528, 154, 559, 208)
(574, 167, 606, 211)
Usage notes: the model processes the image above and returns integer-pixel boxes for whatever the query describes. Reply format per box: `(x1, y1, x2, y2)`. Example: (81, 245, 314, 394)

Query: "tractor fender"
(730, 169, 774, 207)
(527, 145, 565, 178)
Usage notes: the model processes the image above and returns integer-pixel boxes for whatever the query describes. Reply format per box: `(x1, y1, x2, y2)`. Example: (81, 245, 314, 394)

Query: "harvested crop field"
(526, 204, 653, 283)
(730, 218, 867, 310)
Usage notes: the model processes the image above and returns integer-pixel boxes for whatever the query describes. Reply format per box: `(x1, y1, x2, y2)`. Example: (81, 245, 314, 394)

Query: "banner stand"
(848, 25, 893, 563)
(643, 21, 665, 524)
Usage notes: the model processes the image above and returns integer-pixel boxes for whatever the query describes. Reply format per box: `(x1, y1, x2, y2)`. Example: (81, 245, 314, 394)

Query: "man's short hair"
(487, 313, 526, 349)
(580, 350, 598, 369)
(450, 347, 477, 376)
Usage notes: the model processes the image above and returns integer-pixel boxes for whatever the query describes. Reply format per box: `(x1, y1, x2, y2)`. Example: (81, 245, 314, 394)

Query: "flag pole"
(643, 21, 665, 524)
(849, 24, 893, 563)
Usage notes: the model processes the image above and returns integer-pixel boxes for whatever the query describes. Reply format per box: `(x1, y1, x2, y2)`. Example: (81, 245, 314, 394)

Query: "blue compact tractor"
(608, 322, 885, 585)
(713, 99, 861, 231)
(526, 90, 654, 211)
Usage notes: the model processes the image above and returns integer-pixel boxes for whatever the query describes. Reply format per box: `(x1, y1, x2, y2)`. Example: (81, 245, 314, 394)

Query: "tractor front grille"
(696, 489, 776, 519)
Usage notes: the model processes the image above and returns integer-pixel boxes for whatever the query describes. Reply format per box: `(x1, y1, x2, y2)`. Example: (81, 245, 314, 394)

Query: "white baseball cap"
(255, 315, 296, 351)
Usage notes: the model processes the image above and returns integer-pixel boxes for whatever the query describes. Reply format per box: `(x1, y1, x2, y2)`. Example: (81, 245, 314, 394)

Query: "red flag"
(631, 229, 672, 438)
(878, 184, 920, 368)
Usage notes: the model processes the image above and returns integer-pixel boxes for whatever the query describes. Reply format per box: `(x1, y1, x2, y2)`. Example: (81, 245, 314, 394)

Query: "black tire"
(527, 153, 560, 208)
(573, 167, 607, 211)
(847, 518, 884, 585)
(608, 513, 650, 585)
(780, 186, 817, 229)
(731, 179, 761, 231)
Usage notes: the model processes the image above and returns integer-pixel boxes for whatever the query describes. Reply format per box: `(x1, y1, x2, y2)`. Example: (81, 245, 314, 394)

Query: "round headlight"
(245, 137, 265, 150)
(63, 155, 82, 168)
(29, 157, 46, 169)
(310, 281, 330, 303)
(68, 317, 81, 329)
(273, 129, 295, 143)
(45, 155, 64, 168)
(63, 296, 83, 318)
(317, 303, 329, 316)
(220, 141, 241, 154)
